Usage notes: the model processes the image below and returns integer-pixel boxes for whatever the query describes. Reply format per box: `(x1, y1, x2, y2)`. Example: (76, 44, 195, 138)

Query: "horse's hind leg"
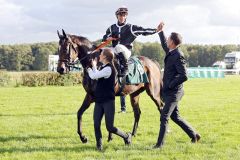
(146, 84, 163, 113)
(130, 92, 141, 136)
(77, 94, 93, 143)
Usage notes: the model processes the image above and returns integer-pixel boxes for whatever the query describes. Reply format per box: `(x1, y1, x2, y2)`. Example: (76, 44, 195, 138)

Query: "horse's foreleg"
(77, 94, 93, 143)
(130, 94, 141, 136)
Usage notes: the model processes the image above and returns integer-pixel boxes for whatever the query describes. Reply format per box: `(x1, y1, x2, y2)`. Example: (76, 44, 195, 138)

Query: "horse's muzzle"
(57, 67, 65, 74)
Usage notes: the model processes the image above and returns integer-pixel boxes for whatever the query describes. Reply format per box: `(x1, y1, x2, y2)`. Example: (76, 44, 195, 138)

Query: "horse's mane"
(69, 35, 93, 49)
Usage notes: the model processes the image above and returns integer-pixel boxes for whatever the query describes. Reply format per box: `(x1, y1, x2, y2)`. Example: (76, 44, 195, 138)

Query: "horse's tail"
(152, 60, 164, 104)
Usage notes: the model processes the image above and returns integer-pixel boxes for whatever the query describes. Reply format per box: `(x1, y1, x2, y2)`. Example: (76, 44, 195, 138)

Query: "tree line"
(0, 42, 58, 71)
(0, 41, 240, 71)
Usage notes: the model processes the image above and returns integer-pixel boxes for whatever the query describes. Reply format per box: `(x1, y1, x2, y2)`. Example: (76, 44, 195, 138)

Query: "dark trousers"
(156, 96, 196, 146)
(120, 96, 126, 111)
(94, 100, 128, 144)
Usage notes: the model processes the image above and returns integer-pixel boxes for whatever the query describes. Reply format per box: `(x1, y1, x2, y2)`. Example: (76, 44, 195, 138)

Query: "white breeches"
(114, 44, 131, 59)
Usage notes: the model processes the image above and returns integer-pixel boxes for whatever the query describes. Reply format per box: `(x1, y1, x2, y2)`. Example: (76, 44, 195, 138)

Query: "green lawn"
(0, 76, 240, 160)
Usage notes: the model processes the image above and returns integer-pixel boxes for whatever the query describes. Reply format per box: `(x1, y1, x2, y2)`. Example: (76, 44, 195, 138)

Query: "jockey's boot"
(118, 52, 128, 77)
(115, 58, 122, 77)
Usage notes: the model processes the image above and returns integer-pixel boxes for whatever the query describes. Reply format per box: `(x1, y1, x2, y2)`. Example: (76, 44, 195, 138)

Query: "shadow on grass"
(0, 112, 75, 117)
(0, 145, 96, 153)
(0, 135, 70, 142)
(0, 143, 159, 153)
(0, 135, 98, 153)
(0, 135, 158, 153)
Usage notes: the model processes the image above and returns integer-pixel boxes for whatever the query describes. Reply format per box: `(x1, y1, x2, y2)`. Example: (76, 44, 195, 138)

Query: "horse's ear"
(62, 29, 67, 38)
(57, 30, 62, 39)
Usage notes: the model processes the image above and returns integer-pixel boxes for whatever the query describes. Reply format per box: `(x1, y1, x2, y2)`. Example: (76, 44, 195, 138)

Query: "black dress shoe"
(124, 132, 132, 145)
(191, 133, 201, 143)
(153, 144, 163, 149)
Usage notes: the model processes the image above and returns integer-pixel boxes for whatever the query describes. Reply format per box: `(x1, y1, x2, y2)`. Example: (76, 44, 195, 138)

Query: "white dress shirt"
(87, 64, 112, 80)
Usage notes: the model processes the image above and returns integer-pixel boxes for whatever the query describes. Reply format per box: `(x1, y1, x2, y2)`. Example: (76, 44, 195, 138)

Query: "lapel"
(164, 48, 178, 62)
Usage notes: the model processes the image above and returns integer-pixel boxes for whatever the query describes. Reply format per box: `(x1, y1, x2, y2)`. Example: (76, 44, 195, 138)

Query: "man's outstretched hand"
(157, 22, 165, 32)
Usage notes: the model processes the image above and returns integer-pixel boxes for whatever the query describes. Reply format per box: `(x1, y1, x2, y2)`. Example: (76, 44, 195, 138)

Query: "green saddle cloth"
(126, 56, 149, 84)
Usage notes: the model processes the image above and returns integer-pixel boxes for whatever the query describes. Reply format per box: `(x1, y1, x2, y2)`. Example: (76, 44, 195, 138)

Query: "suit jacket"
(159, 31, 188, 101)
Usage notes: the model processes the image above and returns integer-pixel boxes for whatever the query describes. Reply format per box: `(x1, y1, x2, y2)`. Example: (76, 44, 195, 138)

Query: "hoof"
(107, 136, 113, 142)
(131, 132, 136, 137)
(80, 135, 88, 143)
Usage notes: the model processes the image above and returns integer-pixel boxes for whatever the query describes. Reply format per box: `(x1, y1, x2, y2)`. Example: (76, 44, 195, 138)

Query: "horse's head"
(57, 29, 94, 74)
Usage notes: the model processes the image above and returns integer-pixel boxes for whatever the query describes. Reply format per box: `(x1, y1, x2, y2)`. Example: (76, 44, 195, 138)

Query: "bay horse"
(57, 29, 163, 143)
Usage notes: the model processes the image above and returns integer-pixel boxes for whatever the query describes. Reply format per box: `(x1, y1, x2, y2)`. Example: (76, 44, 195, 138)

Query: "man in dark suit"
(154, 22, 201, 149)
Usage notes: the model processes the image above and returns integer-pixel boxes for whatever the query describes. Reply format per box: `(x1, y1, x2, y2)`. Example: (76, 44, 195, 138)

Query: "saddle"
(114, 56, 149, 96)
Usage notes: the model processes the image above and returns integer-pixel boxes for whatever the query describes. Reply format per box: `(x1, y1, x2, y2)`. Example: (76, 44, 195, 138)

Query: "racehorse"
(57, 29, 163, 143)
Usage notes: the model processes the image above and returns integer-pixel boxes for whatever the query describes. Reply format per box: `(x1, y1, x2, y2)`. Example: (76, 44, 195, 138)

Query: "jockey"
(102, 6, 158, 77)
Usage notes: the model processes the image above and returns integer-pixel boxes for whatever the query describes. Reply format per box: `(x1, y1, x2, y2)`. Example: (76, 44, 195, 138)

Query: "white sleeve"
(87, 66, 112, 80)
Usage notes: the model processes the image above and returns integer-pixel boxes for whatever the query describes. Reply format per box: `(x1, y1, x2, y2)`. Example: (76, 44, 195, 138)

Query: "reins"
(78, 37, 118, 63)
(65, 37, 118, 71)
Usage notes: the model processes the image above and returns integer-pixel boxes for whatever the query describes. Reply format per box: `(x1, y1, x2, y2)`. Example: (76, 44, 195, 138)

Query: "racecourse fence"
(187, 67, 240, 78)
(187, 67, 225, 78)
(160, 67, 239, 79)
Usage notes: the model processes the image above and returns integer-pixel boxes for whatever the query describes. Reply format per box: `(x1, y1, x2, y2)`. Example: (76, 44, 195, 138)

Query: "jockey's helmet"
(115, 6, 128, 16)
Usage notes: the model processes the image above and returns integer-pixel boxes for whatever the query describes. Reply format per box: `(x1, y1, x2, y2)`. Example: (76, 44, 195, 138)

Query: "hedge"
(21, 72, 82, 87)
(0, 71, 10, 86)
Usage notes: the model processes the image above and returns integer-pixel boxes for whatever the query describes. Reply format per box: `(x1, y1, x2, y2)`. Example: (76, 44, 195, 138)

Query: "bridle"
(58, 37, 82, 71)
(58, 36, 118, 71)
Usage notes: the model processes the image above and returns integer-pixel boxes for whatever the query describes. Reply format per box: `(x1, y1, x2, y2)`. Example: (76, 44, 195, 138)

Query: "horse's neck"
(82, 70, 97, 93)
